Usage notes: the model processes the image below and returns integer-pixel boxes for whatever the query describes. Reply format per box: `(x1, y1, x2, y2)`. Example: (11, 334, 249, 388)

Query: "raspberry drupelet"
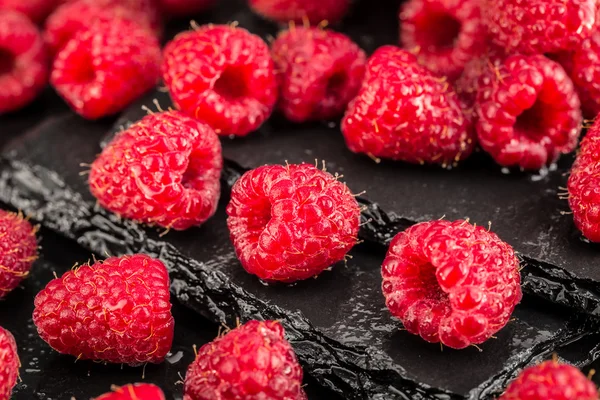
(484, 0, 596, 55)
(0, 0, 58, 23)
(227, 163, 360, 283)
(33, 254, 174, 365)
(0, 326, 19, 400)
(271, 26, 366, 123)
(499, 359, 597, 400)
(89, 111, 222, 231)
(162, 24, 277, 137)
(399, 0, 486, 80)
(342, 45, 474, 167)
(184, 320, 306, 400)
(0, 10, 48, 115)
(381, 220, 522, 349)
(568, 118, 600, 243)
(94, 383, 166, 400)
(0, 210, 38, 298)
(474, 54, 582, 170)
(248, 0, 350, 25)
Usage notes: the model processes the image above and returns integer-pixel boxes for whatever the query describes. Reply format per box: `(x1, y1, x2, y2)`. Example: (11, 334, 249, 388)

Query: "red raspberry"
(50, 18, 161, 119)
(248, 0, 350, 25)
(0, 0, 58, 23)
(475, 54, 582, 170)
(381, 220, 522, 350)
(0, 10, 48, 115)
(499, 360, 597, 400)
(341, 45, 474, 167)
(162, 24, 277, 137)
(89, 111, 222, 231)
(399, 0, 487, 81)
(568, 118, 600, 243)
(184, 320, 306, 400)
(227, 163, 360, 283)
(157, 0, 214, 16)
(484, 0, 596, 55)
(33, 254, 174, 365)
(0, 210, 38, 298)
(0, 326, 19, 400)
(44, 0, 162, 55)
(271, 26, 366, 123)
(455, 46, 506, 109)
(94, 383, 165, 400)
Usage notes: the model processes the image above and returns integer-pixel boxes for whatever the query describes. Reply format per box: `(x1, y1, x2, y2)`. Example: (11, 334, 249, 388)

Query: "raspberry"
(94, 383, 165, 400)
(475, 54, 582, 170)
(227, 163, 360, 283)
(0, 326, 19, 400)
(44, 0, 162, 55)
(33, 254, 174, 365)
(381, 220, 522, 349)
(0, 0, 58, 23)
(271, 26, 366, 123)
(157, 0, 214, 16)
(0, 210, 38, 298)
(89, 111, 222, 231)
(162, 24, 277, 136)
(0, 10, 48, 115)
(184, 320, 306, 400)
(499, 360, 597, 400)
(248, 0, 350, 25)
(50, 18, 161, 119)
(568, 119, 600, 243)
(341, 45, 474, 167)
(455, 46, 506, 109)
(484, 0, 596, 55)
(399, 0, 487, 80)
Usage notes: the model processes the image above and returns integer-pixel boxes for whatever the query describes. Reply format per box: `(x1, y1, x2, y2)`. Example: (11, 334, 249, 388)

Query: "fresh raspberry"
(0, 326, 19, 400)
(341, 45, 474, 167)
(0, 210, 38, 298)
(157, 0, 214, 16)
(51, 18, 161, 119)
(94, 383, 166, 400)
(44, 0, 162, 55)
(0, 10, 48, 115)
(248, 0, 350, 25)
(271, 27, 366, 123)
(475, 54, 582, 170)
(568, 119, 600, 243)
(499, 360, 597, 400)
(227, 163, 360, 283)
(0, 0, 58, 23)
(89, 111, 222, 231)
(162, 24, 277, 136)
(454, 46, 506, 109)
(484, 0, 596, 55)
(184, 320, 306, 400)
(399, 0, 487, 81)
(33, 254, 174, 365)
(381, 219, 522, 350)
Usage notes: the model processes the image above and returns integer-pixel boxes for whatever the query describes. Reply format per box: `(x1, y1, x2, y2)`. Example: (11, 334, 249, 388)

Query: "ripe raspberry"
(0, 210, 38, 298)
(381, 220, 522, 349)
(248, 0, 350, 25)
(454, 46, 506, 109)
(399, 0, 487, 81)
(568, 119, 600, 243)
(0, 10, 48, 115)
(227, 163, 360, 283)
(44, 0, 162, 55)
(271, 27, 366, 123)
(94, 383, 165, 400)
(475, 54, 582, 170)
(50, 18, 161, 119)
(499, 360, 597, 400)
(484, 0, 596, 55)
(341, 45, 474, 167)
(162, 24, 277, 137)
(157, 0, 214, 16)
(33, 254, 174, 365)
(0, 326, 19, 400)
(184, 320, 306, 400)
(0, 0, 58, 23)
(89, 111, 222, 231)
